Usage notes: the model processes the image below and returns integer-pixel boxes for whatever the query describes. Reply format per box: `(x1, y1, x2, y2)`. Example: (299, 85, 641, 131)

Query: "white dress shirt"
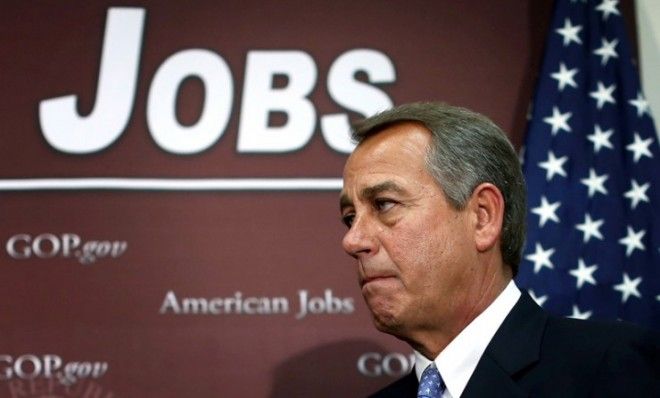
(414, 280, 521, 398)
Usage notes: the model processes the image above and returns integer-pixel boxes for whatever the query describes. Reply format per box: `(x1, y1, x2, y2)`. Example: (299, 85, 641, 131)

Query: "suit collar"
(462, 292, 548, 397)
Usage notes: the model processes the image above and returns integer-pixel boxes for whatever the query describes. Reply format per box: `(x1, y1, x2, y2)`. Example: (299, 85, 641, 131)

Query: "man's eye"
(341, 213, 355, 228)
(375, 199, 396, 212)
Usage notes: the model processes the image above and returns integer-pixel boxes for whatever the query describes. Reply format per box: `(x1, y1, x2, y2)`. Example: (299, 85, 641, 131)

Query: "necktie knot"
(417, 363, 445, 398)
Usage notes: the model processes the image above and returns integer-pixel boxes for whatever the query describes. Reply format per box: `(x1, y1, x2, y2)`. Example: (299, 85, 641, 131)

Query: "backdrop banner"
(0, 1, 557, 396)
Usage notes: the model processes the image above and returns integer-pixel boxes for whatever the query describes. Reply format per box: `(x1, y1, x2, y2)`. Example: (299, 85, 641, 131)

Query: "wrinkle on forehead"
(349, 123, 432, 169)
(341, 126, 440, 221)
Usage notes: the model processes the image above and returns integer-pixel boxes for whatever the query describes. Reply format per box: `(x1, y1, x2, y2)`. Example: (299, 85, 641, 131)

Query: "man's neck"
(409, 268, 513, 359)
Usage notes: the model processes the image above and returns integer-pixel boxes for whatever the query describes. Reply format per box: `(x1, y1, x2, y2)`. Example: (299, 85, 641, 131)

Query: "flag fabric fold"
(518, 0, 659, 329)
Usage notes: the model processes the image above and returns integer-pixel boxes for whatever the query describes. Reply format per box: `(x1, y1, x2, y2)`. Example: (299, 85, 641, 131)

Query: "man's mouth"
(360, 275, 396, 288)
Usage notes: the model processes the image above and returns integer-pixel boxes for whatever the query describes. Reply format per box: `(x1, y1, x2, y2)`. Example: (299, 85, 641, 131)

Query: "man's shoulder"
(480, 292, 660, 395)
(533, 315, 660, 394)
(543, 313, 659, 350)
(507, 289, 658, 352)
(521, 301, 660, 371)
(367, 371, 417, 398)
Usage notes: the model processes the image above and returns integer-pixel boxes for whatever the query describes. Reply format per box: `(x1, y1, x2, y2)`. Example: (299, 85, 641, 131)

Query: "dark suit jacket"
(369, 292, 660, 397)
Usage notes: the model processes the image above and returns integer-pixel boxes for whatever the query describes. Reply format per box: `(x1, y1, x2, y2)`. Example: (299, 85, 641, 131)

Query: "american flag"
(517, 0, 660, 329)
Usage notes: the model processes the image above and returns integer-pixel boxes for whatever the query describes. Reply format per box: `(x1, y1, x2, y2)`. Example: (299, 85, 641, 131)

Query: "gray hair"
(352, 102, 526, 275)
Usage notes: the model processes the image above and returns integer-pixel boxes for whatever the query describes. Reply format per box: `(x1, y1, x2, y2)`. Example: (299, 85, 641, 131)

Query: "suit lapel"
(461, 354, 527, 398)
(368, 370, 418, 397)
(462, 292, 547, 398)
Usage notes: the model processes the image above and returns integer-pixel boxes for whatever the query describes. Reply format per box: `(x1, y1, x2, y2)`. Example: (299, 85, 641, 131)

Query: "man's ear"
(470, 183, 505, 252)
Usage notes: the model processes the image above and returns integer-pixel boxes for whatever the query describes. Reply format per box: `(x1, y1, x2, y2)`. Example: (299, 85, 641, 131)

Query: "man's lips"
(360, 275, 397, 287)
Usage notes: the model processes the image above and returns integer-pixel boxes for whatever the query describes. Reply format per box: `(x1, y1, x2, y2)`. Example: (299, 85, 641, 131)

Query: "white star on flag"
(525, 243, 555, 273)
(528, 290, 548, 307)
(586, 124, 614, 153)
(569, 258, 598, 289)
(570, 305, 592, 320)
(538, 151, 568, 181)
(613, 273, 642, 303)
(618, 226, 646, 257)
(593, 37, 619, 65)
(580, 168, 609, 197)
(628, 92, 650, 117)
(551, 63, 579, 91)
(543, 106, 572, 135)
(575, 213, 605, 243)
(555, 18, 583, 46)
(626, 133, 654, 163)
(624, 179, 650, 209)
(589, 81, 616, 109)
(531, 196, 561, 227)
(595, 0, 620, 20)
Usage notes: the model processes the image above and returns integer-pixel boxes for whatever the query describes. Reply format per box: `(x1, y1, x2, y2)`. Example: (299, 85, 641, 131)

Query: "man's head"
(339, 102, 525, 351)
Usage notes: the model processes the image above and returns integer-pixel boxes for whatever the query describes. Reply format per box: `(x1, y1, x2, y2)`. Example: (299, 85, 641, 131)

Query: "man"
(339, 102, 659, 397)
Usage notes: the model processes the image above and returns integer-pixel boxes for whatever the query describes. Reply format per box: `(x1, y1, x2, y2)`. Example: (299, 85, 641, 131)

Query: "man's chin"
(370, 311, 404, 335)
(364, 293, 406, 333)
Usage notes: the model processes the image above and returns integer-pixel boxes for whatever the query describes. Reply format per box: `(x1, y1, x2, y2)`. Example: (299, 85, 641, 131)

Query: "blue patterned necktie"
(417, 363, 445, 398)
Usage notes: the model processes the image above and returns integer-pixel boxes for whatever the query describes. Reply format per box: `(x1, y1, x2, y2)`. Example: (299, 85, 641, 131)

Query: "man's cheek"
(363, 284, 401, 312)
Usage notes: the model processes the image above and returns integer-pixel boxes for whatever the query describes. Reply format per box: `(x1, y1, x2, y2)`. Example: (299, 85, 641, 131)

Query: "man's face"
(340, 122, 478, 339)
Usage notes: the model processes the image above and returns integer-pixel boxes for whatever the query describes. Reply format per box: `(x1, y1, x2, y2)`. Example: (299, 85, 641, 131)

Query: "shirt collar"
(414, 280, 521, 398)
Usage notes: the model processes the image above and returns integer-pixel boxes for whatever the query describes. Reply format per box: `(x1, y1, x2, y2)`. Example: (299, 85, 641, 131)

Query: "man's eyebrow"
(339, 181, 406, 211)
(339, 193, 352, 212)
(361, 181, 405, 199)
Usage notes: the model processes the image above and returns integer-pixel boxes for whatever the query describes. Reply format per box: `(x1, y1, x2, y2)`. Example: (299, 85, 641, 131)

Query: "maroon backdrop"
(0, 1, 569, 397)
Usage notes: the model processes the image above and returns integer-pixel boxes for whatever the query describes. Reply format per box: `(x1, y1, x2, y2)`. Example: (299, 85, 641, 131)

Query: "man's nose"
(342, 216, 377, 259)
